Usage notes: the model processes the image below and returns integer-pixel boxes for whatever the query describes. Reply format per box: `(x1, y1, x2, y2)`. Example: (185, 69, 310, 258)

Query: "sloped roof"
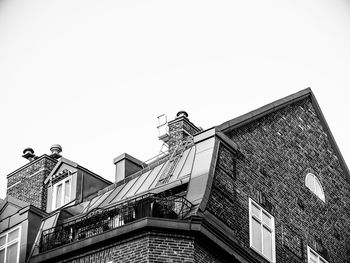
(59, 144, 199, 219)
(79, 145, 196, 213)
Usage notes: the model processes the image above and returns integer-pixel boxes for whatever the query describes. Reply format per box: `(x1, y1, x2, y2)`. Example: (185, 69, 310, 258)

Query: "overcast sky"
(1, 0, 350, 199)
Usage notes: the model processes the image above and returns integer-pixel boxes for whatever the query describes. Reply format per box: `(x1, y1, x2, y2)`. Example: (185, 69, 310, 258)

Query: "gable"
(218, 88, 349, 180)
(44, 159, 78, 185)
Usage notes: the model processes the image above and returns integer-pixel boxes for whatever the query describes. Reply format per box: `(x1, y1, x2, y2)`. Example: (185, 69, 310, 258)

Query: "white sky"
(1, 0, 350, 199)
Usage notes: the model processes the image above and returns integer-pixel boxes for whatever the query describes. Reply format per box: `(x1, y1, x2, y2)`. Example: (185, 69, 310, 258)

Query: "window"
(0, 226, 21, 263)
(53, 177, 71, 209)
(249, 198, 275, 262)
(305, 173, 325, 202)
(308, 246, 328, 263)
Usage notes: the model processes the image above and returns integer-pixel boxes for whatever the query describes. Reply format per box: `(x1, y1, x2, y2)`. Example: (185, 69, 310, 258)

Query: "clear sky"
(1, 0, 350, 199)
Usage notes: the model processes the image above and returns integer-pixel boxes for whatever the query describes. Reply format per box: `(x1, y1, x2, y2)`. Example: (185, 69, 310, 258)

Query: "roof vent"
(22, 147, 36, 162)
(50, 144, 62, 159)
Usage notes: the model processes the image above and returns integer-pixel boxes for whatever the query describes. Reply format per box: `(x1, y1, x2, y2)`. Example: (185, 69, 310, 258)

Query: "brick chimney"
(6, 146, 59, 210)
(160, 111, 201, 152)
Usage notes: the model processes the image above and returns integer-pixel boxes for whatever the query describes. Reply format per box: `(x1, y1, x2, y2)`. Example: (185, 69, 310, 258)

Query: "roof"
(70, 144, 197, 214)
(44, 157, 112, 185)
(217, 88, 312, 132)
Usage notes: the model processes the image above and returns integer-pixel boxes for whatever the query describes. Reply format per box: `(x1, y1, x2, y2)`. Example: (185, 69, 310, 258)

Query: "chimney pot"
(22, 147, 36, 162)
(176, 111, 188, 118)
(50, 144, 62, 159)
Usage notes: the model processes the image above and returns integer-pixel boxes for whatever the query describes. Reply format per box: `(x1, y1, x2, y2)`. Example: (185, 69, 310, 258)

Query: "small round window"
(305, 173, 325, 202)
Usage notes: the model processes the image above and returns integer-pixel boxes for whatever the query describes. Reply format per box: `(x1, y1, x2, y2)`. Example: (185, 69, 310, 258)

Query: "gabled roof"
(44, 157, 111, 185)
(217, 88, 350, 179)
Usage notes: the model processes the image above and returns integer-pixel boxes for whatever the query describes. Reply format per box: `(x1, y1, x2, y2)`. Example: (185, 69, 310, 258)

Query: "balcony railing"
(40, 194, 192, 252)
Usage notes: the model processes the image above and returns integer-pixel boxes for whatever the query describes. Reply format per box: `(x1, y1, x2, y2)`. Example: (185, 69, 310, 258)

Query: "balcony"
(40, 194, 192, 252)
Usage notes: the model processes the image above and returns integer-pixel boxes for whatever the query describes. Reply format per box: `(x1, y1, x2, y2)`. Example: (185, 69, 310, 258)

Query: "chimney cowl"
(50, 144, 62, 159)
(22, 147, 36, 162)
(176, 111, 188, 118)
(23, 147, 34, 155)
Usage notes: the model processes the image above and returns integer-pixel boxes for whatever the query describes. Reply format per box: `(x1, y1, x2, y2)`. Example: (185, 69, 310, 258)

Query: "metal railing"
(40, 194, 192, 252)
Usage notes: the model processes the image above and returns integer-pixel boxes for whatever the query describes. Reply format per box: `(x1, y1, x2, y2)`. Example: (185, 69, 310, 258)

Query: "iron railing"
(40, 194, 192, 252)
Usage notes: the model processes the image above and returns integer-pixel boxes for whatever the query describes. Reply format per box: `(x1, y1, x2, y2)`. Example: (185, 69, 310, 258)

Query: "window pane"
(6, 242, 18, 263)
(263, 226, 272, 260)
(305, 174, 315, 192)
(0, 236, 5, 247)
(56, 184, 63, 208)
(309, 250, 318, 263)
(262, 211, 272, 228)
(251, 203, 261, 219)
(8, 229, 19, 242)
(251, 218, 262, 252)
(315, 183, 325, 202)
(64, 180, 71, 204)
(0, 249, 5, 263)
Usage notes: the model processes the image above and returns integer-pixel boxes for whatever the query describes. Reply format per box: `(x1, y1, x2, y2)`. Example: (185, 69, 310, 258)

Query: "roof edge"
(309, 90, 350, 179)
(217, 88, 311, 132)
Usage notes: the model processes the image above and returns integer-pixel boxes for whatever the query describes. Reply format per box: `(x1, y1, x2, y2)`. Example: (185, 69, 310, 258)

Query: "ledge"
(30, 213, 262, 263)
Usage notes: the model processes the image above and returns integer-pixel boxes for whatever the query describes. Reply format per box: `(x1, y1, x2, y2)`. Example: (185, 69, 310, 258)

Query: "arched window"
(305, 173, 325, 202)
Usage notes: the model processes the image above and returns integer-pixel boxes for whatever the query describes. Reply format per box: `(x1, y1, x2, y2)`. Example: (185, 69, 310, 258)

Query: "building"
(1, 88, 349, 263)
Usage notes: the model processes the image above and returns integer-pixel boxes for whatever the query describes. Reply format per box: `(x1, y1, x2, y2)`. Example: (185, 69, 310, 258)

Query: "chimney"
(113, 153, 144, 183)
(10, 146, 58, 210)
(22, 147, 37, 162)
(50, 144, 62, 159)
(160, 111, 201, 152)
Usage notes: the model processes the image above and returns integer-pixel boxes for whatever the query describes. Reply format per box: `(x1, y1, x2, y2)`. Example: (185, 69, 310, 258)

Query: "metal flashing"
(217, 88, 312, 132)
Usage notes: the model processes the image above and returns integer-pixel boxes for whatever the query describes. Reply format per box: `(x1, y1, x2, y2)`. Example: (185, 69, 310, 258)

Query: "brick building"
(1, 88, 349, 262)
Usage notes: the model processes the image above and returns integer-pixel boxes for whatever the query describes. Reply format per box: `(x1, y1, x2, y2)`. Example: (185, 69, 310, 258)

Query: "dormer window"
(305, 173, 325, 202)
(52, 177, 71, 209)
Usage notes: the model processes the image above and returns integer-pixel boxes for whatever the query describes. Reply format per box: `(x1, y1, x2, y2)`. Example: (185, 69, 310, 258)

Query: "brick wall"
(194, 241, 224, 263)
(55, 232, 226, 263)
(7, 156, 57, 210)
(207, 98, 350, 262)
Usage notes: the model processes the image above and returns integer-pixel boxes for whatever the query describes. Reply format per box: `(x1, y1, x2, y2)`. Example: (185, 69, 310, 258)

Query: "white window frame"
(305, 173, 325, 202)
(52, 176, 72, 210)
(307, 246, 328, 263)
(0, 225, 21, 263)
(249, 198, 276, 262)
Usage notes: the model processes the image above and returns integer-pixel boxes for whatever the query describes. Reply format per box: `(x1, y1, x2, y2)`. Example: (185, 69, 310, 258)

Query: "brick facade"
(7, 156, 57, 210)
(207, 98, 350, 262)
(54, 232, 223, 263)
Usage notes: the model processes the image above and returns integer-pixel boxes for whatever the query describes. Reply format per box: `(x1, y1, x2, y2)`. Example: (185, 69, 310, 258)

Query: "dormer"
(44, 158, 111, 213)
